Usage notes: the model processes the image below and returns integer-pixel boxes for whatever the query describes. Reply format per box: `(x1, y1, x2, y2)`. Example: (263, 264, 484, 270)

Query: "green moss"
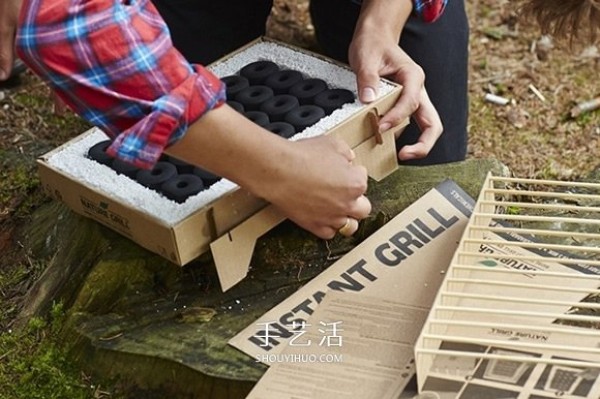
(11, 92, 90, 148)
(505, 205, 521, 215)
(0, 303, 94, 399)
(13, 92, 49, 110)
(0, 159, 37, 198)
(0, 154, 44, 219)
(0, 259, 47, 324)
(575, 109, 599, 127)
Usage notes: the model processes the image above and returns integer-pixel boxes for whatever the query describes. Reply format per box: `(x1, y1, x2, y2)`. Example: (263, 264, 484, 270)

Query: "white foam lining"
(47, 41, 395, 226)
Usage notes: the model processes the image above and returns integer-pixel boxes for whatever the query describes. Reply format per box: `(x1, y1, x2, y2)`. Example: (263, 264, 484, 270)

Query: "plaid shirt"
(414, 0, 447, 22)
(16, 0, 446, 168)
(17, 0, 225, 169)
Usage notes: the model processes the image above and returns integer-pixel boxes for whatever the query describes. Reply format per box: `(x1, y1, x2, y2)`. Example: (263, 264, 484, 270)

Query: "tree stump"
(19, 159, 509, 398)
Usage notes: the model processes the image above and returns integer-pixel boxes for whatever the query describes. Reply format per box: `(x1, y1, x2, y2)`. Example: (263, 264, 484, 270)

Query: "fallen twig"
(570, 97, 600, 118)
(485, 93, 510, 106)
(528, 84, 546, 103)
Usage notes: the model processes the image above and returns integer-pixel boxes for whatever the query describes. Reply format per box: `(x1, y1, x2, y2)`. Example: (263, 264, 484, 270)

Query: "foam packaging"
(37, 37, 406, 289)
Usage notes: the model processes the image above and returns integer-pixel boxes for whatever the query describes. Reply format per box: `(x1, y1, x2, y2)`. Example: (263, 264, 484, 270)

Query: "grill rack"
(415, 173, 600, 398)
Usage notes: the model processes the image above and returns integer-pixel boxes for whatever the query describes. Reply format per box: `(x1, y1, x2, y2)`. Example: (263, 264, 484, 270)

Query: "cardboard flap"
(353, 130, 399, 182)
(210, 205, 285, 291)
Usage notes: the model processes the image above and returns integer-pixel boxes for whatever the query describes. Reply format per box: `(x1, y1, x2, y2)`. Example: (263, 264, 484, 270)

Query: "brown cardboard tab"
(210, 205, 285, 291)
(368, 108, 384, 145)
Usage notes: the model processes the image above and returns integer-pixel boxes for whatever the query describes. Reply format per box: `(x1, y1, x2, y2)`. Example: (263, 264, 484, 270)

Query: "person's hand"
(349, 33, 443, 162)
(260, 135, 372, 239)
(0, 0, 22, 81)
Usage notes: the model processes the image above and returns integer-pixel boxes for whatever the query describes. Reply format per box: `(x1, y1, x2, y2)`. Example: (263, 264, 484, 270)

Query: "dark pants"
(152, 0, 469, 165)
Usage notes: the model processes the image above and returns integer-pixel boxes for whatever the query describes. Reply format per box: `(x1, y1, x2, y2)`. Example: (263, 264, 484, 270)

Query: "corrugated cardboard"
(36, 37, 407, 290)
(229, 179, 475, 361)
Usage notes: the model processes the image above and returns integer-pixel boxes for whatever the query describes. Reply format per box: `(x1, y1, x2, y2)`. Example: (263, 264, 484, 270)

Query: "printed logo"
(80, 196, 131, 234)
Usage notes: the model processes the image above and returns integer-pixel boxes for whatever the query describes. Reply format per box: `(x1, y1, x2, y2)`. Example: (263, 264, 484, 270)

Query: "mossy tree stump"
(19, 159, 509, 398)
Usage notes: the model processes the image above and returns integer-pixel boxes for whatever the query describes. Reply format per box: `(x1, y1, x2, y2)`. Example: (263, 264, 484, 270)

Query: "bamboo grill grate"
(415, 173, 600, 398)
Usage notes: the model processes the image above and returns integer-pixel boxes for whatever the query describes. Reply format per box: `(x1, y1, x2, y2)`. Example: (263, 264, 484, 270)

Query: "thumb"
(354, 66, 380, 104)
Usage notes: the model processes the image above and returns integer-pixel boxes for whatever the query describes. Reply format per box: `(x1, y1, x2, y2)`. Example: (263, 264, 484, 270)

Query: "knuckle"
(413, 65, 425, 82)
(351, 174, 368, 194)
(407, 96, 421, 113)
(333, 136, 350, 150)
(413, 148, 429, 158)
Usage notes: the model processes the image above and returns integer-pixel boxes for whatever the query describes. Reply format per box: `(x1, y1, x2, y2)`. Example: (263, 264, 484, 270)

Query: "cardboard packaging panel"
(37, 37, 406, 289)
(229, 179, 476, 361)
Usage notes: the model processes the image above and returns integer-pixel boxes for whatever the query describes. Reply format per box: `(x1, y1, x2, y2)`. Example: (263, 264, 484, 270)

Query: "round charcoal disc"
(284, 105, 326, 132)
(160, 174, 205, 203)
(288, 78, 328, 105)
(226, 100, 245, 113)
(239, 60, 280, 85)
(259, 94, 299, 122)
(192, 166, 221, 186)
(164, 155, 195, 174)
(87, 140, 113, 166)
(313, 88, 355, 115)
(234, 85, 274, 111)
(136, 161, 178, 190)
(111, 159, 139, 178)
(264, 70, 304, 94)
(221, 75, 250, 99)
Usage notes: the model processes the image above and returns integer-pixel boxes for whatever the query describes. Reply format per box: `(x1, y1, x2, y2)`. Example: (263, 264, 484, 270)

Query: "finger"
(398, 123, 443, 161)
(337, 217, 359, 237)
(354, 64, 380, 104)
(328, 136, 356, 162)
(314, 225, 338, 240)
(345, 164, 369, 198)
(347, 148, 356, 162)
(378, 66, 425, 132)
(398, 92, 443, 160)
(352, 163, 369, 181)
(398, 141, 433, 161)
(347, 194, 372, 220)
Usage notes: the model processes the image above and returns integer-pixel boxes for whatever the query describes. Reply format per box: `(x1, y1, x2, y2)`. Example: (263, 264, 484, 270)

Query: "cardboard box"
(37, 37, 406, 290)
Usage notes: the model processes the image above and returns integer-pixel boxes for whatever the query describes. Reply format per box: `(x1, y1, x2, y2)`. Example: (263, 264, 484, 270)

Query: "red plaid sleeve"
(16, 0, 225, 169)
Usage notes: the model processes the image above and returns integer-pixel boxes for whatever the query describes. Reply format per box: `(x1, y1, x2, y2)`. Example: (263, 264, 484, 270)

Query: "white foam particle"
(47, 41, 396, 226)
